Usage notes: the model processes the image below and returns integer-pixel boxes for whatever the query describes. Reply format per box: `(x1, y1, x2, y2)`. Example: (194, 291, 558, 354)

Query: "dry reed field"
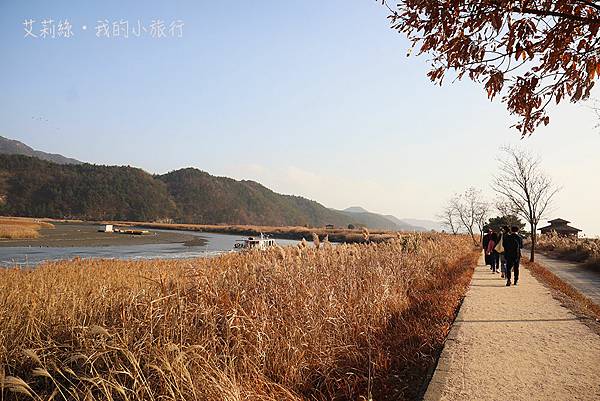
(537, 232, 600, 269)
(0, 217, 54, 240)
(0, 233, 477, 401)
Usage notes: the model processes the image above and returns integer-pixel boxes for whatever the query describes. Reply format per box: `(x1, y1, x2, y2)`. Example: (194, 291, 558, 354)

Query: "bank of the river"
(100, 220, 399, 243)
(0, 217, 54, 239)
(0, 222, 303, 267)
(0, 222, 207, 248)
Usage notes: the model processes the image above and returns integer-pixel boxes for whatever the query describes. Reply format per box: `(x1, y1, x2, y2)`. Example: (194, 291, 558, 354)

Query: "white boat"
(234, 233, 277, 251)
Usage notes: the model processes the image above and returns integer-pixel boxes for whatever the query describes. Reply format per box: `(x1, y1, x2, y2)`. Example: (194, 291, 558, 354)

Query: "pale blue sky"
(1, 1, 599, 235)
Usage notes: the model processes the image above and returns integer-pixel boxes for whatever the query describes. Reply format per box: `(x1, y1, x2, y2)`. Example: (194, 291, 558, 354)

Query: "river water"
(0, 228, 300, 267)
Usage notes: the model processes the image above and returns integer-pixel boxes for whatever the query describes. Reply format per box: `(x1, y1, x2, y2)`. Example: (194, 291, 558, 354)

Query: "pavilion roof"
(539, 224, 581, 232)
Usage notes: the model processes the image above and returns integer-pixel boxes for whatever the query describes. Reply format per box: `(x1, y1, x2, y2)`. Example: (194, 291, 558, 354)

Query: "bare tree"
(495, 200, 517, 218)
(474, 198, 491, 245)
(492, 146, 560, 262)
(451, 187, 488, 246)
(586, 99, 600, 132)
(438, 204, 459, 235)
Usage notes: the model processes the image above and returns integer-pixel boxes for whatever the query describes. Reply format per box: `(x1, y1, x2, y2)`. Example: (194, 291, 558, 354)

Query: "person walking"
(486, 231, 499, 273)
(492, 229, 504, 274)
(504, 226, 523, 286)
(498, 226, 509, 278)
(482, 228, 492, 267)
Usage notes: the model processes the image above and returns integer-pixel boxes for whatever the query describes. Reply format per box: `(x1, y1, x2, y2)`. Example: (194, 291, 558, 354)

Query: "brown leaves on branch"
(384, 0, 600, 135)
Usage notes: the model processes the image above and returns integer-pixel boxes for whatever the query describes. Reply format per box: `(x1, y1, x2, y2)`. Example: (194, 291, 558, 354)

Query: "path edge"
(419, 256, 480, 401)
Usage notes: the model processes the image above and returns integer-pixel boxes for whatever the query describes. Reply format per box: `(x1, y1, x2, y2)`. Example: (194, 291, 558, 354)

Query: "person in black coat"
(504, 226, 524, 286)
(482, 228, 492, 266)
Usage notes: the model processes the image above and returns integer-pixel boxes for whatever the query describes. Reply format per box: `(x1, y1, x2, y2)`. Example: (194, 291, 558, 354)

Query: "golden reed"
(0, 233, 477, 400)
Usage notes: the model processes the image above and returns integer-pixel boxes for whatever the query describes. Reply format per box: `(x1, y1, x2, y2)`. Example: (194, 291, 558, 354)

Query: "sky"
(0, 0, 599, 236)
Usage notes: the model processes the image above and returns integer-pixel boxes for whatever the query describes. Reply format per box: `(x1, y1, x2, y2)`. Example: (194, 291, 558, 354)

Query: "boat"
(97, 225, 150, 235)
(234, 233, 277, 251)
(115, 228, 150, 235)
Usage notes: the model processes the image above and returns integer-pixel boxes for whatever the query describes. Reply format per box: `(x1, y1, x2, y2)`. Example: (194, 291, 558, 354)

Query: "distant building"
(325, 224, 334, 229)
(102, 224, 114, 233)
(538, 218, 581, 237)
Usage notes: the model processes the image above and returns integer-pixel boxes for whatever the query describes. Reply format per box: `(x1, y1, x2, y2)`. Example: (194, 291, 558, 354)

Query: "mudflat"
(0, 223, 207, 247)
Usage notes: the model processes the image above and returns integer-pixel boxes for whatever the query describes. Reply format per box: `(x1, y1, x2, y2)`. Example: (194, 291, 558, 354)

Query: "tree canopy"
(0, 154, 176, 221)
(486, 214, 526, 233)
(385, 0, 600, 134)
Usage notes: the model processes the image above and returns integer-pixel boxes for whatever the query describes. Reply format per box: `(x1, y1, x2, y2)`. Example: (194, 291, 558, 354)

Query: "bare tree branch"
(492, 146, 560, 261)
(449, 187, 488, 245)
(437, 203, 459, 234)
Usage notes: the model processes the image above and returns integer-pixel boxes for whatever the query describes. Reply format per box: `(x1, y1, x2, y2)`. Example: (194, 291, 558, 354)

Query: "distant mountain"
(401, 218, 444, 232)
(0, 154, 415, 230)
(341, 206, 425, 231)
(340, 211, 411, 231)
(0, 136, 82, 165)
(343, 206, 370, 214)
(0, 137, 433, 231)
(381, 215, 425, 232)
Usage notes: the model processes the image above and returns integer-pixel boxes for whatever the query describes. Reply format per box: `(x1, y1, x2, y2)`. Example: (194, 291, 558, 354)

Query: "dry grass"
(0, 217, 54, 239)
(524, 260, 600, 321)
(0, 233, 478, 401)
(0, 225, 39, 239)
(101, 220, 404, 244)
(536, 233, 600, 270)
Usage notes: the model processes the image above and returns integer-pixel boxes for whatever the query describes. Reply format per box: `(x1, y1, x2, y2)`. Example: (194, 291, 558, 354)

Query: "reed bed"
(0, 217, 54, 239)
(0, 233, 477, 401)
(537, 232, 600, 269)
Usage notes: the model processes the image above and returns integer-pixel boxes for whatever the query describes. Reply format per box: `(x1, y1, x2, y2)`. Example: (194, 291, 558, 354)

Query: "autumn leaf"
(384, 0, 600, 135)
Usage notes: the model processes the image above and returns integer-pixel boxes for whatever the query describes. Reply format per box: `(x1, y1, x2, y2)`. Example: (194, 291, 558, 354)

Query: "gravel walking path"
(423, 254, 600, 401)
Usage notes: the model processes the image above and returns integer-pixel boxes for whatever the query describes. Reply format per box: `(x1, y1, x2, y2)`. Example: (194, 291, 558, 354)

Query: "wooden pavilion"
(538, 218, 582, 237)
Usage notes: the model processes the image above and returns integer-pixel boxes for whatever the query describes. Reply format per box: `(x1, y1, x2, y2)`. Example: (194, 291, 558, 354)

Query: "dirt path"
(423, 255, 600, 401)
(535, 253, 600, 306)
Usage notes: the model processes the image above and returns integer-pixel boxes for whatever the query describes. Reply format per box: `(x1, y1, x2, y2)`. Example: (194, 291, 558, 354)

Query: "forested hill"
(0, 154, 418, 229)
(0, 155, 176, 221)
(156, 168, 357, 226)
(0, 136, 82, 165)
